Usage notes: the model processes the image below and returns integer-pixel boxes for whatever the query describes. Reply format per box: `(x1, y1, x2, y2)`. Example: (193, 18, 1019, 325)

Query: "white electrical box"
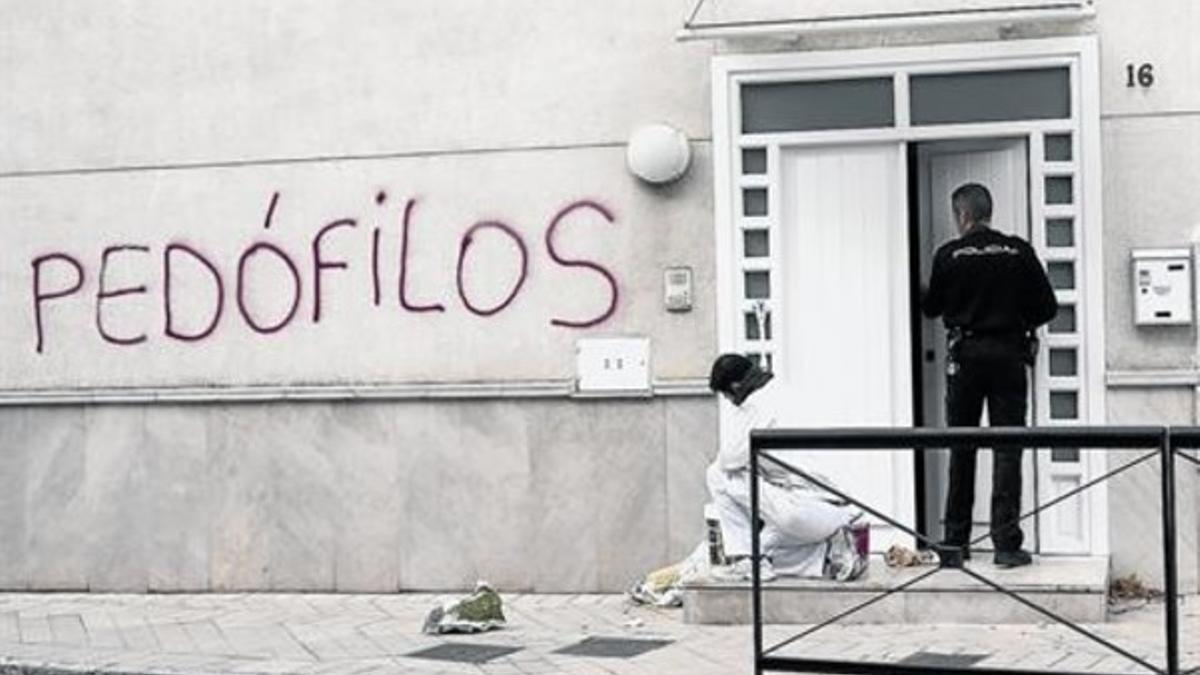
(664, 266, 693, 312)
(1132, 248, 1193, 326)
(575, 337, 650, 394)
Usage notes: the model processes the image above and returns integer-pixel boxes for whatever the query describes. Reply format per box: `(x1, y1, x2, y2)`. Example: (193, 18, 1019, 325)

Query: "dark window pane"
(910, 68, 1070, 126)
(744, 311, 773, 341)
(1051, 448, 1081, 462)
(1046, 176, 1073, 205)
(744, 188, 768, 217)
(745, 271, 770, 299)
(1045, 134, 1073, 162)
(1047, 218, 1074, 247)
(1049, 348, 1078, 377)
(1048, 262, 1075, 290)
(747, 352, 774, 372)
(742, 78, 894, 133)
(743, 230, 770, 258)
(1050, 391, 1079, 420)
(742, 148, 767, 175)
(1049, 305, 1076, 334)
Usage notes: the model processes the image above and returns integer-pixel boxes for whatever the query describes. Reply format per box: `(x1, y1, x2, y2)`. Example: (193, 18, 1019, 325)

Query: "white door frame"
(711, 36, 1108, 555)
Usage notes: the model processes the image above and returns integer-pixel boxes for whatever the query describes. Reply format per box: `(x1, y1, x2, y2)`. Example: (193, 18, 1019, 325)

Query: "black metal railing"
(748, 426, 1194, 675)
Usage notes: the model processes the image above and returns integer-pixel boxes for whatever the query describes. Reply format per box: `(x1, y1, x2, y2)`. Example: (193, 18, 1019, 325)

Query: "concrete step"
(681, 555, 1109, 625)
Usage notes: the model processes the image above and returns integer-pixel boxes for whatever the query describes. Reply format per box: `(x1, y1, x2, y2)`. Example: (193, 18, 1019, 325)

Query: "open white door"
(916, 138, 1038, 550)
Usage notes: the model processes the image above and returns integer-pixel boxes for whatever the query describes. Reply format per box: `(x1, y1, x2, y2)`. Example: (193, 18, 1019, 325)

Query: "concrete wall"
(0, 397, 714, 592)
(4, 0, 1200, 592)
(1105, 388, 1199, 592)
(0, 0, 720, 591)
(1096, 0, 1200, 591)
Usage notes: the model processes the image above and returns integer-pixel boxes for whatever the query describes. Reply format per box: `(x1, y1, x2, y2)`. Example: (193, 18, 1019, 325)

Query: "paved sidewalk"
(0, 592, 1196, 675)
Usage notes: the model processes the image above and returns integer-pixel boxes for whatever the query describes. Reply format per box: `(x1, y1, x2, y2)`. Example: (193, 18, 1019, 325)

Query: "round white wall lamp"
(626, 123, 691, 185)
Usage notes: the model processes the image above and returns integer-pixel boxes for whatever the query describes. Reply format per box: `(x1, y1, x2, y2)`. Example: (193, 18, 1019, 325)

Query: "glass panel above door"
(741, 78, 894, 133)
(910, 68, 1070, 125)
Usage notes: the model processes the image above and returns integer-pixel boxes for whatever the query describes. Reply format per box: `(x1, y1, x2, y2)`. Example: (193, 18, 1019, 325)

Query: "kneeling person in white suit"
(706, 353, 864, 581)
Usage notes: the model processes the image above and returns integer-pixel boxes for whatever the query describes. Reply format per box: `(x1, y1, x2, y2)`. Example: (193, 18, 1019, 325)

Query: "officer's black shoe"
(937, 544, 970, 569)
(994, 549, 1033, 568)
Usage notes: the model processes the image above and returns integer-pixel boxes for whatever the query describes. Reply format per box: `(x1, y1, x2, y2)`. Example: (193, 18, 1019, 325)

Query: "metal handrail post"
(751, 442, 764, 675)
(1162, 428, 1181, 675)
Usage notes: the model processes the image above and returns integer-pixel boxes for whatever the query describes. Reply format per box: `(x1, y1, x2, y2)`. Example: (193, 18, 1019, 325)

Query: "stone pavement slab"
(0, 592, 1195, 674)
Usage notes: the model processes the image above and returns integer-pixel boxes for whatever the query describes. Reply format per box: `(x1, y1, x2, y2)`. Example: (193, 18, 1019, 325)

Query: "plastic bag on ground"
(422, 581, 506, 634)
(628, 543, 709, 607)
(824, 526, 869, 582)
(885, 544, 936, 567)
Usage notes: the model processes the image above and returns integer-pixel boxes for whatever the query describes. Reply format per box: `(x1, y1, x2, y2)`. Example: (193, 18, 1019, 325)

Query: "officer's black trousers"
(943, 356, 1028, 552)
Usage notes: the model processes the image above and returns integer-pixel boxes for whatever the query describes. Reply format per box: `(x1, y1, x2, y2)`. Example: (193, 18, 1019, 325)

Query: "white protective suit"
(707, 380, 859, 577)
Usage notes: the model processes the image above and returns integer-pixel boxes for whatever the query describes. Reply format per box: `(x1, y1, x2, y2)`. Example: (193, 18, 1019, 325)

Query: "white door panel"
(775, 143, 915, 551)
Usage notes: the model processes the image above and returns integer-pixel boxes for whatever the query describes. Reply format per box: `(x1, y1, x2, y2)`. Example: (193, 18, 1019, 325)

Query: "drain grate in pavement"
(554, 636, 674, 658)
(405, 642, 522, 664)
(897, 651, 989, 669)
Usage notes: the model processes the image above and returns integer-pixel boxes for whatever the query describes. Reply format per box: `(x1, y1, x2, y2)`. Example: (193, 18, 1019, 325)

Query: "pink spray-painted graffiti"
(28, 193, 621, 354)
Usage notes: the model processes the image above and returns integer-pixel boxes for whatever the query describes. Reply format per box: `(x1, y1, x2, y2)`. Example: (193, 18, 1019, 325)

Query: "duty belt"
(947, 327, 1025, 342)
(947, 327, 1038, 366)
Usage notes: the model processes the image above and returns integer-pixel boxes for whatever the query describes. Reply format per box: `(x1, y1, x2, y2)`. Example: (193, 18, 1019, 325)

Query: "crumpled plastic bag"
(628, 544, 709, 607)
(824, 526, 869, 582)
(422, 581, 506, 634)
(884, 544, 936, 568)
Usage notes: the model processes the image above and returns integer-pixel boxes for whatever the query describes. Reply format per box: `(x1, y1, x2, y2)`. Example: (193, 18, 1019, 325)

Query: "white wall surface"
(1102, 116, 1200, 371)
(0, 1, 712, 172)
(0, 147, 715, 388)
(1097, 0, 1200, 373)
(1097, 1, 1200, 116)
(0, 1, 718, 391)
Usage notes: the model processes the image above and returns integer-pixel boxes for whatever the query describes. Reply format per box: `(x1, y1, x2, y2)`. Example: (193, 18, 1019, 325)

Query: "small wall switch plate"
(575, 337, 650, 394)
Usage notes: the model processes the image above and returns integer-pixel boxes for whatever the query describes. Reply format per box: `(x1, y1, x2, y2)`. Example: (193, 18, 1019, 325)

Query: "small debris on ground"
(422, 581, 507, 634)
(628, 545, 709, 608)
(1109, 574, 1162, 601)
(885, 544, 936, 567)
(1108, 574, 1163, 614)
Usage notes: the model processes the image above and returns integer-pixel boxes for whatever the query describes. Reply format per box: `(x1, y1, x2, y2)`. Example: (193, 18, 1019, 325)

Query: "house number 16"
(1126, 63, 1155, 88)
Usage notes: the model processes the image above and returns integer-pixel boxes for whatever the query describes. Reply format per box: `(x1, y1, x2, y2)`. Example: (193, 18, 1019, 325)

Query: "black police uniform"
(922, 225, 1058, 554)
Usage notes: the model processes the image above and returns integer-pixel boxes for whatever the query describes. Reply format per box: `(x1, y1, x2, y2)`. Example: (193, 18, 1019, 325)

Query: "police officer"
(922, 183, 1058, 569)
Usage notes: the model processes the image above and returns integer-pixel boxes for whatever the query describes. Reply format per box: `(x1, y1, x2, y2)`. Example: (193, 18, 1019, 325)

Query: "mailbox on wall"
(1132, 248, 1193, 326)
